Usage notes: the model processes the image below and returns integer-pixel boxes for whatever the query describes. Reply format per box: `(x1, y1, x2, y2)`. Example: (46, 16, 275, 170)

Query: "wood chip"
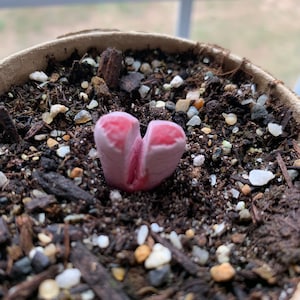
(0, 106, 20, 143)
(70, 242, 130, 300)
(16, 214, 34, 255)
(33, 171, 94, 204)
(0, 217, 10, 244)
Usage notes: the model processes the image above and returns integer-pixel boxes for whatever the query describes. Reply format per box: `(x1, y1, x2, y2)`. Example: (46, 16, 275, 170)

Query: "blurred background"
(0, 0, 299, 89)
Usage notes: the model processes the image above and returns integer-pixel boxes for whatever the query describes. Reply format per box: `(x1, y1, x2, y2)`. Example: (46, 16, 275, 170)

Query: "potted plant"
(0, 30, 300, 299)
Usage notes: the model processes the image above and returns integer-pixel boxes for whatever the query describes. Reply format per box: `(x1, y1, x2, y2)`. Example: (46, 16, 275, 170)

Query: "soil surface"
(0, 45, 300, 300)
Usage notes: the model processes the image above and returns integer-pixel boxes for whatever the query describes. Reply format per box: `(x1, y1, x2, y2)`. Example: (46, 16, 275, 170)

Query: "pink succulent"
(94, 111, 186, 192)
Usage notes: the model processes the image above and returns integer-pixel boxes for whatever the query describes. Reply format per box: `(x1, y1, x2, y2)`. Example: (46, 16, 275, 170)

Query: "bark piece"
(0, 217, 10, 244)
(97, 48, 123, 89)
(16, 214, 34, 255)
(0, 106, 20, 143)
(33, 171, 94, 204)
(70, 242, 129, 300)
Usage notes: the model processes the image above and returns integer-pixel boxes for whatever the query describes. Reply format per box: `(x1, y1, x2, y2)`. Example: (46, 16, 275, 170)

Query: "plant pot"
(0, 30, 300, 299)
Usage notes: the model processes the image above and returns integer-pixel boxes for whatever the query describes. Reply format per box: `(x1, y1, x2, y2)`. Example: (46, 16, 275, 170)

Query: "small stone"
(38, 232, 52, 245)
(216, 245, 231, 263)
(74, 110, 92, 124)
(293, 159, 300, 167)
(11, 256, 32, 276)
(156, 100, 166, 108)
(29, 71, 48, 82)
(288, 169, 299, 181)
(249, 169, 275, 186)
(251, 104, 268, 120)
(47, 138, 58, 148)
(0, 171, 8, 189)
(38, 279, 60, 300)
(267, 122, 283, 137)
(111, 267, 126, 281)
(50, 129, 66, 137)
(56, 145, 70, 158)
(125, 56, 134, 66)
(257, 94, 268, 106)
(187, 115, 201, 127)
(79, 92, 89, 101)
(239, 208, 252, 221)
(212, 222, 226, 237)
(165, 101, 176, 111)
(176, 99, 191, 112)
(69, 167, 83, 179)
(230, 188, 240, 199)
(82, 57, 97, 67)
(97, 235, 109, 248)
(169, 231, 182, 249)
(222, 113, 237, 125)
(31, 251, 51, 273)
(187, 106, 199, 119)
(137, 225, 149, 245)
(86, 99, 99, 110)
(132, 60, 141, 72)
(241, 184, 251, 195)
(150, 223, 163, 233)
(135, 244, 151, 263)
(50, 104, 69, 119)
(140, 62, 152, 74)
(138, 85, 151, 98)
(148, 264, 171, 287)
(224, 84, 237, 92)
(34, 134, 48, 141)
(235, 201, 245, 211)
(210, 262, 236, 282)
(43, 243, 57, 262)
(81, 81, 89, 89)
(193, 98, 205, 109)
(109, 190, 122, 201)
(221, 140, 232, 155)
(170, 75, 184, 88)
(193, 154, 205, 167)
(55, 268, 81, 289)
(185, 228, 195, 238)
(192, 246, 209, 265)
(145, 243, 172, 269)
(151, 59, 162, 69)
(186, 90, 201, 100)
(231, 233, 246, 244)
(210, 174, 217, 186)
(201, 127, 211, 134)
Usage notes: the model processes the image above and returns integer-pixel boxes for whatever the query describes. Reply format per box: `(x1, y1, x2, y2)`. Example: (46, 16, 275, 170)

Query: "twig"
(293, 139, 300, 157)
(276, 152, 293, 189)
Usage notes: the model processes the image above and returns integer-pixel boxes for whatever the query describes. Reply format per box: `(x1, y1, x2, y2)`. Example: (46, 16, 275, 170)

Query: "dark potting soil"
(0, 45, 300, 300)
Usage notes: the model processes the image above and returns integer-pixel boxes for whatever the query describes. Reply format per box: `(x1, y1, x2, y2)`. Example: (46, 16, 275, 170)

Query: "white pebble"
(140, 62, 152, 74)
(235, 201, 245, 211)
(81, 81, 89, 89)
(74, 110, 92, 124)
(170, 75, 184, 88)
(186, 90, 201, 100)
(239, 208, 252, 221)
(210, 174, 217, 186)
(267, 122, 283, 137)
(97, 235, 110, 248)
(138, 85, 150, 98)
(150, 223, 164, 233)
(0, 171, 8, 189)
(230, 188, 240, 199)
(222, 113, 237, 126)
(50, 129, 66, 137)
(137, 225, 149, 245)
(88, 148, 98, 159)
(55, 268, 81, 289)
(56, 145, 70, 158)
(249, 169, 275, 186)
(82, 57, 97, 67)
(50, 104, 69, 118)
(163, 83, 172, 90)
(192, 246, 209, 265)
(29, 71, 48, 82)
(257, 94, 268, 106)
(34, 134, 48, 141)
(193, 154, 205, 167)
(132, 60, 141, 72)
(221, 140, 232, 155)
(212, 222, 226, 236)
(187, 115, 201, 127)
(79, 92, 89, 101)
(81, 289, 96, 300)
(145, 243, 172, 269)
(169, 231, 182, 249)
(86, 99, 99, 110)
(109, 190, 122, 201)
(156, 100, 166, 108)
(216, 245, 231, 263)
